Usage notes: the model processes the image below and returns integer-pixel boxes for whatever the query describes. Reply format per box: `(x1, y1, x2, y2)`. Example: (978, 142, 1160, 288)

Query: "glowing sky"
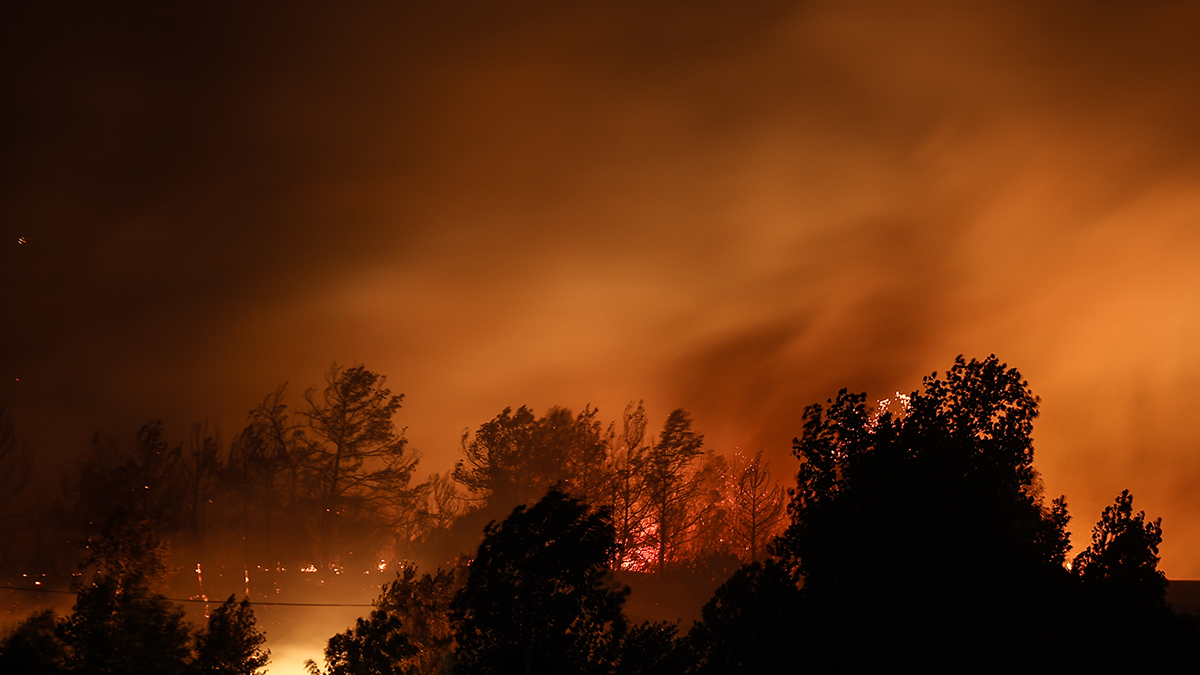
(5, 1, 1200, 575)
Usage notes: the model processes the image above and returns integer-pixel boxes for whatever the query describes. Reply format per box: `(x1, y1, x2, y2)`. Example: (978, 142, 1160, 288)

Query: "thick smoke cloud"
(5, 1, 1200, 574)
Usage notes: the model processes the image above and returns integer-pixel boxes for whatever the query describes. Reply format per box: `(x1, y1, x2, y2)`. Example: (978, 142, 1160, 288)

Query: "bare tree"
(686, 450, 733, 561)
(182, 422, 222, 562)
(224, 426, 268, 575)
(603, 401, 652, 570)
(559, 405, 609, 505)
(723, 451, 785, 562)
(419, 469, 464, 536)
(243, 384, 304, 561)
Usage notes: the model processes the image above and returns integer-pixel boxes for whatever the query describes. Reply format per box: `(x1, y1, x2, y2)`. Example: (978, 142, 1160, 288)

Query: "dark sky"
(6, 1, 1200, 575)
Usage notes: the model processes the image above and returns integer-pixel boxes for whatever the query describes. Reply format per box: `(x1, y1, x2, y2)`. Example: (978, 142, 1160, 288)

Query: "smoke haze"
(5, 1, 1200, 574)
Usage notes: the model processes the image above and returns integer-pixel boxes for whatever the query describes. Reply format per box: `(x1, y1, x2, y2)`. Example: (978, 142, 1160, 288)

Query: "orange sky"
(5, 1, 1200, 575)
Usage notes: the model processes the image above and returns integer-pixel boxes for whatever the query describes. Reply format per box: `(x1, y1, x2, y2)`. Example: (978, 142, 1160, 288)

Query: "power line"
(0, 584, 373, 607)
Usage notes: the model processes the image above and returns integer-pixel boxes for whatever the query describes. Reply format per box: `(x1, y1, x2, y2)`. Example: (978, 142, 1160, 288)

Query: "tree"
(417, 470, 463, 536)
(559, 406, 611, 505)
(721, 451, 785, 563)
(1073, 490, 1166, 604)
(306, 563, 464, 675)
(0, 609, 70, 674)
(603, 402, 652, 570)
(774, 355, 1075, 668)
(223, 387, 310, 570)
(615, 621, 689, 675)
(192, 596, 270, 675)
(373, 564, 462, 675)
(684, 450, 732, 562)
(65, 422, 188, 542)
(58, 513, 194, 675)
(1065, 491, 1194, 668)
(182, 422, 223, 562)
(1, 511, 273, 675)
(450, 490, 629, 675)
(0, 408, 36, 572)
(223, 426, 274, 578)
(298, 364, 420, 567)
(687, 559, 802, 675)
(453, 406, 609, 516)
(246, 383, 305, 554)
(642, 410, 705, 572)
(306, 610, 417, 675)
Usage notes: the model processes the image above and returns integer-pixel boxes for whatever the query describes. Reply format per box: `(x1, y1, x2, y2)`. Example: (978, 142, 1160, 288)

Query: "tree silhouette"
(453, 405, 608, 516)
(643, 410, 705, 572)
(0, 609, 70, 674)
(193, 596, 270, 675)
(299, 364, 420, 567)
(775, 355, 1075, 669)
(64, 422, 188, 543)
(1063, 491, 1195, 668)
(306, 610, 418, 675)
(687, 558, 801, 675)
(615, 620, 689, 675)
(417, 469, 463, 536)
(450, 490, 628, 675)
(242, 383, 305, 561)
(721, 451, 784, 563)
(374, 564, 463, 675)
(603, 402, 652, 570)
(305, 562, 464, 675)
(1072, 489, 1166, 604)
(182, 422, 223, 562)
(58, 513, 194, 675)
(1, 512, 272, 675)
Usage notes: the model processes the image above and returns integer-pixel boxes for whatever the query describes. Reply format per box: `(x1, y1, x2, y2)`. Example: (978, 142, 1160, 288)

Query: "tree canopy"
(450, 490, 629, 675)
(0, 512, 269, 675)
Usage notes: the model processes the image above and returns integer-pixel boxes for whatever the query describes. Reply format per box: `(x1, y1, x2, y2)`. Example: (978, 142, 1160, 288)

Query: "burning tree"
(603, 402, 653, 570)
(722, 451, 785, 563)
(643, 409, 706, 572)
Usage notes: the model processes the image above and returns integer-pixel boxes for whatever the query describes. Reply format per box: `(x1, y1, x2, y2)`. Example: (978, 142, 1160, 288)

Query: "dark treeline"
(0, 512, 269, 674)
(4, 355, 1199, 672)
(0, 363, 784, 584)
(303, 355, 1200, 673)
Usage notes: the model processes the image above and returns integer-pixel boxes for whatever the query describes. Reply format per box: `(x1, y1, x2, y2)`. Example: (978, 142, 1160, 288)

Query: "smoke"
(5, 1, 1200, 573)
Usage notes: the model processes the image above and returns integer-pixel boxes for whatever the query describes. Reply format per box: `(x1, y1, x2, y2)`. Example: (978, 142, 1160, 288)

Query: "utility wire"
(0, 584, 373, 607)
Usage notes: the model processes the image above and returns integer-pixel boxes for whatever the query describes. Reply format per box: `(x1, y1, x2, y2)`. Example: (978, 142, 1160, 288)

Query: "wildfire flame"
(869, 391, 912, 429)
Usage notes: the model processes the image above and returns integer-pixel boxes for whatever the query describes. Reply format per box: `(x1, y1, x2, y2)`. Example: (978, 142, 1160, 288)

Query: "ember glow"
(869, 392, 912, 430)
(619, 521, 661, 573)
